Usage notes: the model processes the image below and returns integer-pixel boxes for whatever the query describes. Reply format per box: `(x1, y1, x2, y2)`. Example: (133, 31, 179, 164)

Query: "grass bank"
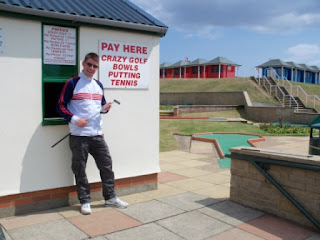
(160, 77, 278, 104)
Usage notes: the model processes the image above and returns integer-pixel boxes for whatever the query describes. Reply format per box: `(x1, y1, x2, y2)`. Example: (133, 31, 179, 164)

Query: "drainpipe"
(219, 64, 221, 78)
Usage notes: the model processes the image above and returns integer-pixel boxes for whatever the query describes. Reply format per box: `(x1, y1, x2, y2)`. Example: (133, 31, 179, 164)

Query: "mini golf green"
(195, 133, 260, 168)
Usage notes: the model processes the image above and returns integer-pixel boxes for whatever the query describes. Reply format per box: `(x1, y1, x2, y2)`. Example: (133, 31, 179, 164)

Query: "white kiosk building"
(0, 0, 167, 217)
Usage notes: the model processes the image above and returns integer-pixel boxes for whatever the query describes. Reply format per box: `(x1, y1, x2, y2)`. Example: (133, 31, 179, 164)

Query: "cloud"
(285, 44, 320, 65)
(130, 0, 320, 37)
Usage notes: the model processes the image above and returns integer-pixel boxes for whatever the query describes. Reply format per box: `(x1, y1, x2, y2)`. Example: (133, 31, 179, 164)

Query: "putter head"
(113, 99, 120, 105)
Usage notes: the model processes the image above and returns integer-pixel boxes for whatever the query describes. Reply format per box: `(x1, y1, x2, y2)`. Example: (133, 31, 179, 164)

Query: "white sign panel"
(99, 40, 150, 89)
(0, 28, 3, 54)
(43, 25, 76, 65)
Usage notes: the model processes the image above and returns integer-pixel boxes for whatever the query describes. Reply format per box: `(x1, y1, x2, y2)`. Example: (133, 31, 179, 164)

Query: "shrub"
(160, 105, 175, 110)
(259, 123, 310, 135)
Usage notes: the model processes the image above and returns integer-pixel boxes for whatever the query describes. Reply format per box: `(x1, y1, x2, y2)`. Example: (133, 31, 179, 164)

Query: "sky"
(130, 0, 320, 77)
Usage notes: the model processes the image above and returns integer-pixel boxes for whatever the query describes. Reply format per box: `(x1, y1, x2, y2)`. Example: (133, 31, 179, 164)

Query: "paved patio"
(1, 136, 319, 240)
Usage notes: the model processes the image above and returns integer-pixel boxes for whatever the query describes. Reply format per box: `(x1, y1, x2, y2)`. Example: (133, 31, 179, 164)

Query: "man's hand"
(102, 102, 112, 112)
(76, 118, 88, 128)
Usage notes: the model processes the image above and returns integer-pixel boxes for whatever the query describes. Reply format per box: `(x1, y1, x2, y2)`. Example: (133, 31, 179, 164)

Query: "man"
(57, 52, 128, 215)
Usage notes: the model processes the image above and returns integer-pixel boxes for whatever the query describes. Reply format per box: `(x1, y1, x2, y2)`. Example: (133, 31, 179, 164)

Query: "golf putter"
(51, 99, 121, 148)
(112, 99, 120, 105)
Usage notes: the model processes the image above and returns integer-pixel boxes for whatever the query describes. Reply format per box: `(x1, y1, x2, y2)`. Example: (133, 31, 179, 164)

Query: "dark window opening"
(44, 82, 65, 119)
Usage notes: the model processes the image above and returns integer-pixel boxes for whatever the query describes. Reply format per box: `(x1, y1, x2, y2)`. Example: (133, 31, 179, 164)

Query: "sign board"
(0, 28, 3, 54)
(43, 25, 76, 65)
(99, 40, 150, 89)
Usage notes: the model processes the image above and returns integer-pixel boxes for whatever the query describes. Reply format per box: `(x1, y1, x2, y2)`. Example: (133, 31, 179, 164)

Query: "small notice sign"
(43, 25, 76, 65)
(99, 40, 150, 89)
(0, 28, 3, 54)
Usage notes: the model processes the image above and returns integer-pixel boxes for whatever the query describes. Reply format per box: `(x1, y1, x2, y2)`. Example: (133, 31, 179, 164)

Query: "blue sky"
(130, 0, 320, 77)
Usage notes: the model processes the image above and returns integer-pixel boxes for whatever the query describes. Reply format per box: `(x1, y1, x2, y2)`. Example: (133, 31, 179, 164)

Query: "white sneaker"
(105, 197, 128, 208)
(80, 203, 92, 215)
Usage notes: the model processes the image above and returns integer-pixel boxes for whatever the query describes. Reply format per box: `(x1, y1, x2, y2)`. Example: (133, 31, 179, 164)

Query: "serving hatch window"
(42, 24, 78, 125)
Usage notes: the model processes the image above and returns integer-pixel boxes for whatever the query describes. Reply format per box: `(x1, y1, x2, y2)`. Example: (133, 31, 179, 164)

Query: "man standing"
(57, 52, 128, 215)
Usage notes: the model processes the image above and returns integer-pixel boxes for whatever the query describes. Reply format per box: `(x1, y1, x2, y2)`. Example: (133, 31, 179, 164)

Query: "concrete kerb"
(191, 132, 266, 158)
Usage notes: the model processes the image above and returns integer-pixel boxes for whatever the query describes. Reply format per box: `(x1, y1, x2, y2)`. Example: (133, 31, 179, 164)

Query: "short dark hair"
(84, 52, 99, 62)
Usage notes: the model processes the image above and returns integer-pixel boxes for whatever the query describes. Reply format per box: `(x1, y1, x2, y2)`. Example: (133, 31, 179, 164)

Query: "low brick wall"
(160, 92, 246, 105)
(245, 106, 318, 124)
(160, 91, 318, 124)
(229, 147, 320, 230)
(176, 105, 240, 114)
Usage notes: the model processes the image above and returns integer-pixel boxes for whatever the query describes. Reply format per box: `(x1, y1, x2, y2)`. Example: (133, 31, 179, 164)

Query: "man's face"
(82, 58, 99, 78)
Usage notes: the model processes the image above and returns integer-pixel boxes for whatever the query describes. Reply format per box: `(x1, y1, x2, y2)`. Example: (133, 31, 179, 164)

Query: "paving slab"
(0, 211, 63, 231)
(157, 192, 221, 211)
(139, 183, 186, 199)
(238, 214, 315, 240)
(160, 162, 188, 171)
(195, 172, 231, 184)
(254, 136, 309, 155)
(158, 171, 187, 183)
(55, 205, 82, 218)
(177, 159, 211, 167)
(118, 200, 185, 223)
(170, 151, 209, 160)
(192, 185, 230, 200)
(7, 219, 88, 240)
(198, 200, 264, 226)
(105, 223, 184, 240)
(67, 209, 141, 238)
(219, 169, 231, 175)
(157, 210, 232, 240)
(159, 156, 190, 163)
(164, 178, 215, 191)
(160, 150, 209, 160)
(56, 201, 106, 218)
(169, 167, 213, 177)
(116, 193, 153, 205)
(159, 150, 187, 157)
(206, 227, 264, 240)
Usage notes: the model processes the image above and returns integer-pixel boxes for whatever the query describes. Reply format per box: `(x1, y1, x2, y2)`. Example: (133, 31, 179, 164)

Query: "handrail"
(267, 67, 320, 112)
(262, 76, 299, 111)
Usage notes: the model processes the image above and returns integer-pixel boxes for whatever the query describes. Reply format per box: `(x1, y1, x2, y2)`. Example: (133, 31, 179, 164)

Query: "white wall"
(0, 16, 160, 196)
(79, 27, 160, 182)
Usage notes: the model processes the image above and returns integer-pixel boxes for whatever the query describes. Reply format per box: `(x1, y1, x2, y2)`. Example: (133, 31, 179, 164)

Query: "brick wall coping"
(229, 147, 320, 167)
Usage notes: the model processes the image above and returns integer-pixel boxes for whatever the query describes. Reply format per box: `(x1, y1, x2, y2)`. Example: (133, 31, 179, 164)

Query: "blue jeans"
(69, 135, 116, 204)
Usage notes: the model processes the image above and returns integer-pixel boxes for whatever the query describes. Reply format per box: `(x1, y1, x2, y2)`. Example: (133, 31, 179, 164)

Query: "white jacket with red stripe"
(57, 71, 107, 136)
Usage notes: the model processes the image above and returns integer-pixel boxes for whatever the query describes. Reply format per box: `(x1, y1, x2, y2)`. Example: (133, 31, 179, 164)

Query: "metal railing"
(258, 75, 299, 111)
(266, 68, 320, 112)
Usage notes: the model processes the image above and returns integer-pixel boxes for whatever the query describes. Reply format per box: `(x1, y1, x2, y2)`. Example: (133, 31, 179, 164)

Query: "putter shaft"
(52, 100, 120, 148)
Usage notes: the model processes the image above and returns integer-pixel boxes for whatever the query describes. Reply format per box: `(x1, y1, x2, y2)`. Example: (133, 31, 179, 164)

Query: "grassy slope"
(160, 77, 320, 103)
(160, 77, 278, 103)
